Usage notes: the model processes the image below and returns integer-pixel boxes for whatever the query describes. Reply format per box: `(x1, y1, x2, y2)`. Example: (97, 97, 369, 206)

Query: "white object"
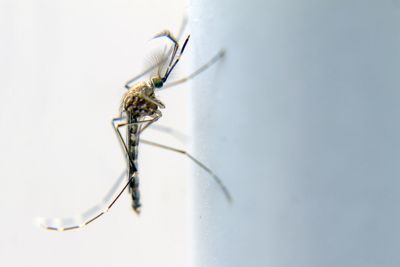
(190, 1, 400, 266)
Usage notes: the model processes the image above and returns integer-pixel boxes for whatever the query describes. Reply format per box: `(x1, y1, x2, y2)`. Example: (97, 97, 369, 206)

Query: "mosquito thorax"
(151, 76, 164, 88)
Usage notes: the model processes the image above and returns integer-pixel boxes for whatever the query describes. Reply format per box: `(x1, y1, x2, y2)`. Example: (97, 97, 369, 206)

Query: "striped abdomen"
(127, 113, 141, 213)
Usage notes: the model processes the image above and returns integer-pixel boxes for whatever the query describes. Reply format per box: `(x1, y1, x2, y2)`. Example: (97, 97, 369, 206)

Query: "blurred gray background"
(190, 0, 400, 267)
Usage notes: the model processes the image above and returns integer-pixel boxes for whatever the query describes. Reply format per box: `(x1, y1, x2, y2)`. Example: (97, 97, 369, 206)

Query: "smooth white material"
(190, 1, 400, 267)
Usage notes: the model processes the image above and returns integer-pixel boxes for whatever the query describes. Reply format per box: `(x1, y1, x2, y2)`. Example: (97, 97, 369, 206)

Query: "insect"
(37, 28, 230, 231)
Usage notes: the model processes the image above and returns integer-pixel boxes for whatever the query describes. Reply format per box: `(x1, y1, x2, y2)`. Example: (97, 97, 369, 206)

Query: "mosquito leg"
(124, 31, 178, 89)
(125, 21, 188, 89)
(162, 35, 190, 82)
(138, 112, 162, 134)
(112, 117, 135, 169)
(148, 124, 189, 144)
(124, 32, 179, 89)
(162, 50, 225, 89)
(159, 18, 187, 78)
(36, 169, 129, 232)
(111, 115, 160, 167)
(35, 117, 161, 232)
(140, 138, 232, 203)
(125, 62, 163, 89)
(113, 114, 161, 213)
(153, 30, 180, 70)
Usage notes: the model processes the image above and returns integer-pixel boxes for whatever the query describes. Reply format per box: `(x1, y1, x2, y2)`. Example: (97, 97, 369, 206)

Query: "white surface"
(190, 1, 400, 267)
(0, 1, 194, 267)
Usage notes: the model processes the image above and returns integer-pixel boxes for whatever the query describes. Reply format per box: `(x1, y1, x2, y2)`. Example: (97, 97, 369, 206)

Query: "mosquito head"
(151, 76, 164, 89)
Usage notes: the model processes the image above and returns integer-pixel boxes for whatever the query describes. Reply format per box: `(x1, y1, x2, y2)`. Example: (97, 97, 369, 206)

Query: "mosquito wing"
(125, 35, 177, 89)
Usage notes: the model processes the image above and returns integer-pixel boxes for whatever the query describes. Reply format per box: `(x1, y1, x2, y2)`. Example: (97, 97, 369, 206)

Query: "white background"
(0, 1, 200, 267)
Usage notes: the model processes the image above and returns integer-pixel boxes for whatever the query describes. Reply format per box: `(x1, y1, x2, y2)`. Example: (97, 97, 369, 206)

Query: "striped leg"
(112, 114, 161, 168)
(162, 50, 225, 89)
(124, 18, 188, 89)
(140, 138, 232, 203)
(35, 116, 160, 232)
(35, 170, 128, 231)
(113, 113, 161, 213)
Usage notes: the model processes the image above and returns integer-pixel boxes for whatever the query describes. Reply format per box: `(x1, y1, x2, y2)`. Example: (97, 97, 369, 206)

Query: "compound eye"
(152, 77, 163, 88)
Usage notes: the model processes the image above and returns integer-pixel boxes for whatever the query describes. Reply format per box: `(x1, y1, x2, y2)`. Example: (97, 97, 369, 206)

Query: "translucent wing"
(124, 42, 171, 89)
(143, 39, 172, 79)
(125, 23, 187, 89)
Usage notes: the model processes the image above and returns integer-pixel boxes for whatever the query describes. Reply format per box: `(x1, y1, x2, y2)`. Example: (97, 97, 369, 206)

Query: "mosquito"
(37, 29, 230, 232)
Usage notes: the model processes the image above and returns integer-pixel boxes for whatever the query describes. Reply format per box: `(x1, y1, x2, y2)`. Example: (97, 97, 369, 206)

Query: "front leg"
(111, 112, 162, 169)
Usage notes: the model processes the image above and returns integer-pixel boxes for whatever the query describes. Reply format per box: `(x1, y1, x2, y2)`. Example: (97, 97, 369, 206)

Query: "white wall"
(190, 1, 400, 267)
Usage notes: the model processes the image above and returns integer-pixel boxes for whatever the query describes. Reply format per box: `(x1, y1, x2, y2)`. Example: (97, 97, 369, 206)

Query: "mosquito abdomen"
(127, 113, 142, 213)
